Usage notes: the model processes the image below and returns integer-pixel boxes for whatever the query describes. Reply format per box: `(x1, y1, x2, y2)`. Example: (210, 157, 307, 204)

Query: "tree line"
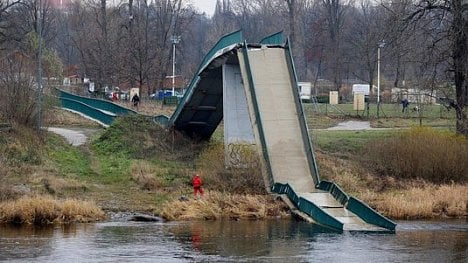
(0, 0, 466, 135)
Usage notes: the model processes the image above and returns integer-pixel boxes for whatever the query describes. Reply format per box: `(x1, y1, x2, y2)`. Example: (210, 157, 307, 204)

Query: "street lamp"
(377, 40, 385, 118)
(171, 35, 181, 96)
(35, 0, 43, 132)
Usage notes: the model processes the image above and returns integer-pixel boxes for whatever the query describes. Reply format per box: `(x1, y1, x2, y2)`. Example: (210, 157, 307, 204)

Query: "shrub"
(93, 115, 200, 161)
(196, 142, 267, 195)
(367, 127, 467, 183)
(0, 125, 43, 166)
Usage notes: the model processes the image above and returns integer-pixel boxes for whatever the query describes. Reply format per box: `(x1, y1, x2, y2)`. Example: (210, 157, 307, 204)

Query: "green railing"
(318, 180, 396, 231)
(260, 31, 284, 45)
(347, 197, 396, 231)
(169, 30, 244, 127)
(57, 88, 169, 127)
(153, 115, 170, 126)
(56, 89, 137, 116)
(272, 183, 343, 231)
(60, 97, 115, 126)
(284, 38, 321, 186)
(317, 181, 349, 206)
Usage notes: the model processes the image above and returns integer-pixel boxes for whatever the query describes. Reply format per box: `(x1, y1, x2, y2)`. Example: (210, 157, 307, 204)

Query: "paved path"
(47, 127, 100, 146)
(326, 121, 371, 130)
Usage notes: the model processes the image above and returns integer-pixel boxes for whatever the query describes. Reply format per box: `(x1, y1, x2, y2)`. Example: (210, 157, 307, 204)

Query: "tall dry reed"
(0, 196, 105, 225)
(360, 183, 468, 219)
(160, 191, 289, 221)
(368, 127, 467, 183)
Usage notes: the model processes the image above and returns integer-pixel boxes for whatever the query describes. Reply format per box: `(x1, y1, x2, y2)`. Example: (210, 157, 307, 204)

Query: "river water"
(0, 219, 466, 262)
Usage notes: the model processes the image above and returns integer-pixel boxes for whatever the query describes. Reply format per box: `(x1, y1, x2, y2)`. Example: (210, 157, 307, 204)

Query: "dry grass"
(115, 100, 177, 116)
(31, 175, 88, 195)
(0, 195, 106, 225)
(160, 191, 289, 221)
(316, 151, 467, 219)
(196, 142, 267, 195)
(368, 127, 467, 183)
(130, 160, 166, 191)
(360, 184, 468, 219)
(44, 108, 100, 127)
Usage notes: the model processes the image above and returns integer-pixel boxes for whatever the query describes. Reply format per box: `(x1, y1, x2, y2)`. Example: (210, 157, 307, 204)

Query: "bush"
(93, 115, 200, 161)
(196, 142, 267, 195)
(367, 127, 467, 183)
(0, 52, 38, 126)
(0, 124, 43, 166)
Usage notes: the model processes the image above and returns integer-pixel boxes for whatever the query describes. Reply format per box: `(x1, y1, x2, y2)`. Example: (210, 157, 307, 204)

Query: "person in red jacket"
(192, 173, 204, 198)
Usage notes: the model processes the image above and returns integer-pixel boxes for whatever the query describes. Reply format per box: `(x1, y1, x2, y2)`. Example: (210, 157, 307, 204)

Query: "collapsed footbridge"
(57, 31, 396, 232)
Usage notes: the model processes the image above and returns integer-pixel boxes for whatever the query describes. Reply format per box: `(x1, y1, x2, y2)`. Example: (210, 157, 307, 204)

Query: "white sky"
(191, 0, 217, 16)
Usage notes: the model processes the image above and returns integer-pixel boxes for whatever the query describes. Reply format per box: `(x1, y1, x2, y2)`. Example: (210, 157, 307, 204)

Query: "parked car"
(150, 90, 184, 100)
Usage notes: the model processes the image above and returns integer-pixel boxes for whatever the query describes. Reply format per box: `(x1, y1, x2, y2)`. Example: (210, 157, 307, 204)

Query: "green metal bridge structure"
(56, 31, 396, 233)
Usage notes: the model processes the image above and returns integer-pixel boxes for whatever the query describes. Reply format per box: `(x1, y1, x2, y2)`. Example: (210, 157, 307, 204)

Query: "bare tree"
(346, 1, 387, 92)
(0, 0, 21, 47)
(401, 0, 467, 136)
(320, 0, 350, 90)
(0, 51, 37, 125)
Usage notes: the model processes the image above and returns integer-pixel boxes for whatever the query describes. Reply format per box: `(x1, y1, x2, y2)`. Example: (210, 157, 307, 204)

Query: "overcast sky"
(191, 0, 217, 16)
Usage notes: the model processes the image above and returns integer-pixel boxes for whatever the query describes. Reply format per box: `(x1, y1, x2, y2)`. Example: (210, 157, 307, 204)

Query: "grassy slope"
(1, 105, 466, 221)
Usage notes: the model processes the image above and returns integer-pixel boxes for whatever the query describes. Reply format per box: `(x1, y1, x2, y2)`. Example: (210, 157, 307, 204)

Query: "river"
(1, 219, 466, 262)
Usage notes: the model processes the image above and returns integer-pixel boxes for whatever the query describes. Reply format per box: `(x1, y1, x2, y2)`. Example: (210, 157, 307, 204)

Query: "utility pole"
(171, 35, 181, 96)
(35, 0, 43, 132)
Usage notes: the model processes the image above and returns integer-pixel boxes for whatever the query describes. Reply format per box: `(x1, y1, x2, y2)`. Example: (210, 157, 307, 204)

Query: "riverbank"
(0, 110, 466, 225)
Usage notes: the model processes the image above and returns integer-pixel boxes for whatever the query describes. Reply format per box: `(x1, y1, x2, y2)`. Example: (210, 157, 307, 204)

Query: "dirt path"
(326, 121, 372, 130)
(47, 127, 101, 146)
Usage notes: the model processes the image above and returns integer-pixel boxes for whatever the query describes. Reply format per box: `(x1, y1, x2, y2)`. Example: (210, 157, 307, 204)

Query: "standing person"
(401, 98, 409, 113)
(192, 173, 204, 199)
(131, 93, 140, 111)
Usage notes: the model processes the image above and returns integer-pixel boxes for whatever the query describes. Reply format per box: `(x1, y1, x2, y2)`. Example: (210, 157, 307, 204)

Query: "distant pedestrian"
(192, 173, 204, 199)
(132, 93, 140, 110)
(401, 98, 409, 113)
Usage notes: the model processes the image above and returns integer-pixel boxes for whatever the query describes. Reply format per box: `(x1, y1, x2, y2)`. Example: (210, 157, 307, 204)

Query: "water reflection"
(0, 219, 466, 262)
(169, 219, 333, 259)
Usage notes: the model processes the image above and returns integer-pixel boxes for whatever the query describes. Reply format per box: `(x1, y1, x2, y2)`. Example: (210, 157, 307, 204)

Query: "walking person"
(131, 93, 140, 111)
(192, 173, 204, 199)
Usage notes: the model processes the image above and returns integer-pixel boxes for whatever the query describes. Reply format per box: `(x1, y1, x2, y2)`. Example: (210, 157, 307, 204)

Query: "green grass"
(46, 134, 96, 178)
(96, 153, 131, 184)
(371, 118, 455, 129)
(303, 103, 456, 120)
(311, 129, 396, 154)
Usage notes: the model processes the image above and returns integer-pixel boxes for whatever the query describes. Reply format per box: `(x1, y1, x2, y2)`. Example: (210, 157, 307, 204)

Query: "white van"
(298, 82, 312, 102)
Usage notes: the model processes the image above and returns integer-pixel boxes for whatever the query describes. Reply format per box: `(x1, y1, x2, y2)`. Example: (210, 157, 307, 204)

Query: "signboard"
(354, 94, 365, 110)
(352, 84, 370, 95)
(130, 88, 139, 99)
(329, 91, 339, 105)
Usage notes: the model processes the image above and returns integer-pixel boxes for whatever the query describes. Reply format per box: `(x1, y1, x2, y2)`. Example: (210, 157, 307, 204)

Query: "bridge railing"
(317, 181, 349, 206)
(169, 30, 244, 127)
(284, 38, 321, 186)
(272, 183, 343, 231)
(55, 88, 137, 116)
(59, 97, 115, 126)
(317, 180, 396, 231)
(347, 197, 396, 231)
